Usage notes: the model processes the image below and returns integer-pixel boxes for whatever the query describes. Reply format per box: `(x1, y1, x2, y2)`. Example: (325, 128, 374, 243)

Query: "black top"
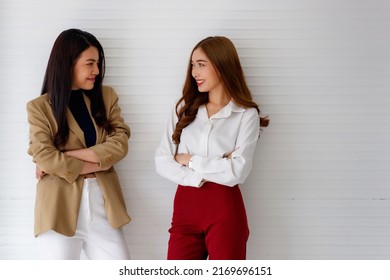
(69, 90, 96, 147)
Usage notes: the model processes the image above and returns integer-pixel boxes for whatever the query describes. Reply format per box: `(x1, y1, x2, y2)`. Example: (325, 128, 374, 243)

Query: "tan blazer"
(27, 86, 131, 237)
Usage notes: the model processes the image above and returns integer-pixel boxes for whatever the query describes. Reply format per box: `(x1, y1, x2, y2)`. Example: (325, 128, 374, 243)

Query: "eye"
(191, 62, 205, 69)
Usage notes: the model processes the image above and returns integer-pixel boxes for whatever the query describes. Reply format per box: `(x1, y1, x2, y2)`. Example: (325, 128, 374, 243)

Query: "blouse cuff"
(192, 173, 204, 188)
(190, 154, 203, 172)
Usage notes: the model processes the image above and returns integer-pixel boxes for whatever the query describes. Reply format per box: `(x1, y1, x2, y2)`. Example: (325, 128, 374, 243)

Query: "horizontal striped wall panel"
(1, 0, 389, 260)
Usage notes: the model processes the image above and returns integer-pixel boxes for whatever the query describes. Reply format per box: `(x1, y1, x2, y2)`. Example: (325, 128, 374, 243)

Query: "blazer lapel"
(82, 93, 100, 144)
(67, 109, 86, 147)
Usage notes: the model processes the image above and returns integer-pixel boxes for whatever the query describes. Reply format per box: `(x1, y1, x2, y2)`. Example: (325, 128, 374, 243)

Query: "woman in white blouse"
(155, 36, 269, 260)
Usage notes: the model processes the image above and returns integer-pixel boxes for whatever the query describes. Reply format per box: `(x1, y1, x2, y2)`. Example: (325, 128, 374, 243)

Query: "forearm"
(65, 149, 111, 174)
(155, 154, 203, 187)
(174, 153, 192, 166)
(65, 148, 99, 163)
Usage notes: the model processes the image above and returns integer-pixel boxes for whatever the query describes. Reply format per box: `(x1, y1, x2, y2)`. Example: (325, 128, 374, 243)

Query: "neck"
(206, 89, 231, 118)
(208, 88, 230, 107)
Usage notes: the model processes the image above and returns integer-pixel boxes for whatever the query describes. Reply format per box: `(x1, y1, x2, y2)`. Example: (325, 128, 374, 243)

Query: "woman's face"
(72, 46, 99, 90)
(191, 47, 222, 94)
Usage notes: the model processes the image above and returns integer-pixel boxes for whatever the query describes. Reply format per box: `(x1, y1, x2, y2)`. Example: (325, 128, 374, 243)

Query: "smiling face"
(72, 46, 100, 90)
(191, 47, 223, 94)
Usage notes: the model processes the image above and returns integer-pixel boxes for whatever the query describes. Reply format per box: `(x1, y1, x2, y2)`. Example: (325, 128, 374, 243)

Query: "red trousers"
(167, 182, 249, 260)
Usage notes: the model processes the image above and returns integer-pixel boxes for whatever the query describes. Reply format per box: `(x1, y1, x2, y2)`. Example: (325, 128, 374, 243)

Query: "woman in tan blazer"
(27, 29, 131, 259)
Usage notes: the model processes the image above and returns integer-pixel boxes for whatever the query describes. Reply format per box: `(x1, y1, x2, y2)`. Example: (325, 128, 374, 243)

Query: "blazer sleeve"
(89, 87, 131, 168)
(26, 98, 84, 183)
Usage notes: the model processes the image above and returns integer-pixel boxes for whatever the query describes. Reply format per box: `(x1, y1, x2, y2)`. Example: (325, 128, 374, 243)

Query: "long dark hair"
(172, 36, 269, 144)
(41, 28, 113, 148)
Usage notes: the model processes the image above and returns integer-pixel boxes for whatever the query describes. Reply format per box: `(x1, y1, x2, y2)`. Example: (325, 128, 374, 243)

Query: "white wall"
(1, 0, 389, 260)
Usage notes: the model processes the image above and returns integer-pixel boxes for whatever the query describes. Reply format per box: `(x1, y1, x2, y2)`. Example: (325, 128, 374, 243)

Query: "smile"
(196, 80, 205, 86)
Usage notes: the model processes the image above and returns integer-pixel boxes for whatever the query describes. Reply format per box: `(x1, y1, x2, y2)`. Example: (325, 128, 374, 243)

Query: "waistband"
(84, 173, 96, 178)
(83, 177, 99, 187)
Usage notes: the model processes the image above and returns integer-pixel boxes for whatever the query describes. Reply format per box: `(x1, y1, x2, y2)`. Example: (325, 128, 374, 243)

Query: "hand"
(35, 165, 46, 180)
(223, 147, 239, 159)
(174, 153, 192, 166)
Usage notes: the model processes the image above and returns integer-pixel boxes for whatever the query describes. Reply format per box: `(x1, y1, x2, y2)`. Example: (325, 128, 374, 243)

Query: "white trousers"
(37, 178, 131, 260)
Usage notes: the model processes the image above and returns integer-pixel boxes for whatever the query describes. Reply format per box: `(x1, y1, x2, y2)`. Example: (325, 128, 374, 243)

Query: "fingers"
(35, 165, 45, 180)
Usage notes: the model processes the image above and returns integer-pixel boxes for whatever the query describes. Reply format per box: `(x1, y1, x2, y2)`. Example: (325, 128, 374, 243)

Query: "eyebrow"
(191, 59, 208, 63)
(86, 58, 98, 62)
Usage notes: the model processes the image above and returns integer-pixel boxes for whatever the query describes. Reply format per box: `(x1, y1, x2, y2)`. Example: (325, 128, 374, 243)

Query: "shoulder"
(26, 93, 50, 111)
(229, 101, 259, 118)
(101, 85, 118, 97)
(169, 98, 184, 118)
(242, 108, 260, 127)
(27, 93, 49, 105)
(243, 107, 259, 118)
(174, 97, 185, 110)
(101, 85, 120, 105)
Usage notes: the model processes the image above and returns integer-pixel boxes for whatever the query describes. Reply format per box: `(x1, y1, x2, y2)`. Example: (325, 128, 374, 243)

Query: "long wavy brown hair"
(172, 36, 269, 144)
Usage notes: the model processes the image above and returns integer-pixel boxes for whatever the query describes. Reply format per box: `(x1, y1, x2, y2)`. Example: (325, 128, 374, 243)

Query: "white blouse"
(155, 100, 260, 187)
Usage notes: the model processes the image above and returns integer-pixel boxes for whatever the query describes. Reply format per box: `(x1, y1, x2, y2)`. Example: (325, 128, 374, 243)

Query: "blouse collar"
(198, 100, 246, 121)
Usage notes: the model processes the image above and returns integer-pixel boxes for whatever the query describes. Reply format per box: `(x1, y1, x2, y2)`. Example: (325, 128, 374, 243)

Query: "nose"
(192, 67, 198, 78)
(92, 63, 99, 75)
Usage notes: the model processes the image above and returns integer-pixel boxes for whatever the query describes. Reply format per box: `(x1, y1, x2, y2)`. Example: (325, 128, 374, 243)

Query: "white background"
(0, 0, 389, 260)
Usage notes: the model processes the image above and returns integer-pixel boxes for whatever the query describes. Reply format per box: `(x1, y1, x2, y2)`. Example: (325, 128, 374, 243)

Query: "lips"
(196, 79, 205, 86)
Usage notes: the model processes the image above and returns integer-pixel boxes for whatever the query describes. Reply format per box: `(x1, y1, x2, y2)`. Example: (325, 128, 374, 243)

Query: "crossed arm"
(35, 148, 111, 179)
